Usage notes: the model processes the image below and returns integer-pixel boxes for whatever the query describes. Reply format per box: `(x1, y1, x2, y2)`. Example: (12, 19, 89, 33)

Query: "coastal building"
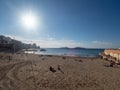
(102, 49, 120, 63)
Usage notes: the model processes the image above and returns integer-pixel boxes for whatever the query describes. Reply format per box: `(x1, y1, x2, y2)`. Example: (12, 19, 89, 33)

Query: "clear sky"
(0, 0, 120, 48)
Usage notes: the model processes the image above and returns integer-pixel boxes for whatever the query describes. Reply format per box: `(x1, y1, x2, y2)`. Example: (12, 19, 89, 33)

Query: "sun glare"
(21, 13, 38, 30)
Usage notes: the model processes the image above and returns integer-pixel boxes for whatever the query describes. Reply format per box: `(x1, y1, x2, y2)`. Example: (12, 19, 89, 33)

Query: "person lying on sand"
(57, 65, 64, 74)
(49, 66, 56, 73)
(109, 60, 115, 67)
(117, 62, 120, 65)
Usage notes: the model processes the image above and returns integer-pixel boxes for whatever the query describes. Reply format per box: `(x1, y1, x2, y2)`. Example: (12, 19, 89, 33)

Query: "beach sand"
(0, 53, 120, 90)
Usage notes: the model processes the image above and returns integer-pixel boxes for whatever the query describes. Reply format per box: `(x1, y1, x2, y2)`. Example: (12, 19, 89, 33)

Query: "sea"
(34, 48, 104, 57)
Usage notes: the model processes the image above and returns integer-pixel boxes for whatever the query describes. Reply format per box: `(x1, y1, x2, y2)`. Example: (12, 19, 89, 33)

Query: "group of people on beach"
(49, 65, 64, 74)
(109, 60, 120, 67)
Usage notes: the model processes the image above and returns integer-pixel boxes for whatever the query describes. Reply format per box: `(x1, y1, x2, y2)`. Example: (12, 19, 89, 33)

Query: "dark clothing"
(110, 61, 115, 67)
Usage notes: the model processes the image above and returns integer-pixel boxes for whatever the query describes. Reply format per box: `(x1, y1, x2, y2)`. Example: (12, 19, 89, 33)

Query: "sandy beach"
(0, 53, 120, 90)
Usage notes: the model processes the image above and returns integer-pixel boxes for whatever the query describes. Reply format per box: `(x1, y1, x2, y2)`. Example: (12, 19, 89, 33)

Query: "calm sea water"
(35, 48, 104, 57)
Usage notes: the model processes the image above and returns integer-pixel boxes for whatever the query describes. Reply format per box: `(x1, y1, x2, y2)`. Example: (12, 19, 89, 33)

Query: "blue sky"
(0, 0, 120, 48)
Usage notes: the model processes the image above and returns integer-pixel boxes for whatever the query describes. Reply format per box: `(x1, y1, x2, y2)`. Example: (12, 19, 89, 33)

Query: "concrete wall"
(118, 55, 120, 60)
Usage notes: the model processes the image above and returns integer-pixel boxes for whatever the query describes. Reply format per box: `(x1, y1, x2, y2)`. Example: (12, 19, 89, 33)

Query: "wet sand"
(0, 53, 120, 90)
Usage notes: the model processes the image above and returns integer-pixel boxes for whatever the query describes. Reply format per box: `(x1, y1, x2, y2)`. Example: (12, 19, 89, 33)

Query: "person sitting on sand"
(57, 65, 64, 74)
(49, 66, 56, 73)
(109, 60, 115, 67)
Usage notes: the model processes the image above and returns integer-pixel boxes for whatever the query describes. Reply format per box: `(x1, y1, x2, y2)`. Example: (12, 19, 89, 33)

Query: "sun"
(21, 13, 38, 30)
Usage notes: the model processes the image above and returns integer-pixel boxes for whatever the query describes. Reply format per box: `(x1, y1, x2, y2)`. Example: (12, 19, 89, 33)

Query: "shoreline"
(24, 51, 100, 58)
(24, 48, 103, 58)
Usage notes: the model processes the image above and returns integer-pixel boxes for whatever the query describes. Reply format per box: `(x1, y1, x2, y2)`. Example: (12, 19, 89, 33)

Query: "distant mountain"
(60, 47, 86, 49)
(74, 47, 86, 49)
(60, 47, 70, 49)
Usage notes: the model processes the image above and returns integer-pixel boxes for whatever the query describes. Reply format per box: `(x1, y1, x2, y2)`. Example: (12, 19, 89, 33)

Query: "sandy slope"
(0, 53, 120, 90)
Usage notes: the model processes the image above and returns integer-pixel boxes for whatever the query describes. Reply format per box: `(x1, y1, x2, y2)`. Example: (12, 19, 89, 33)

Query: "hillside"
(0, 35, 40, 52)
